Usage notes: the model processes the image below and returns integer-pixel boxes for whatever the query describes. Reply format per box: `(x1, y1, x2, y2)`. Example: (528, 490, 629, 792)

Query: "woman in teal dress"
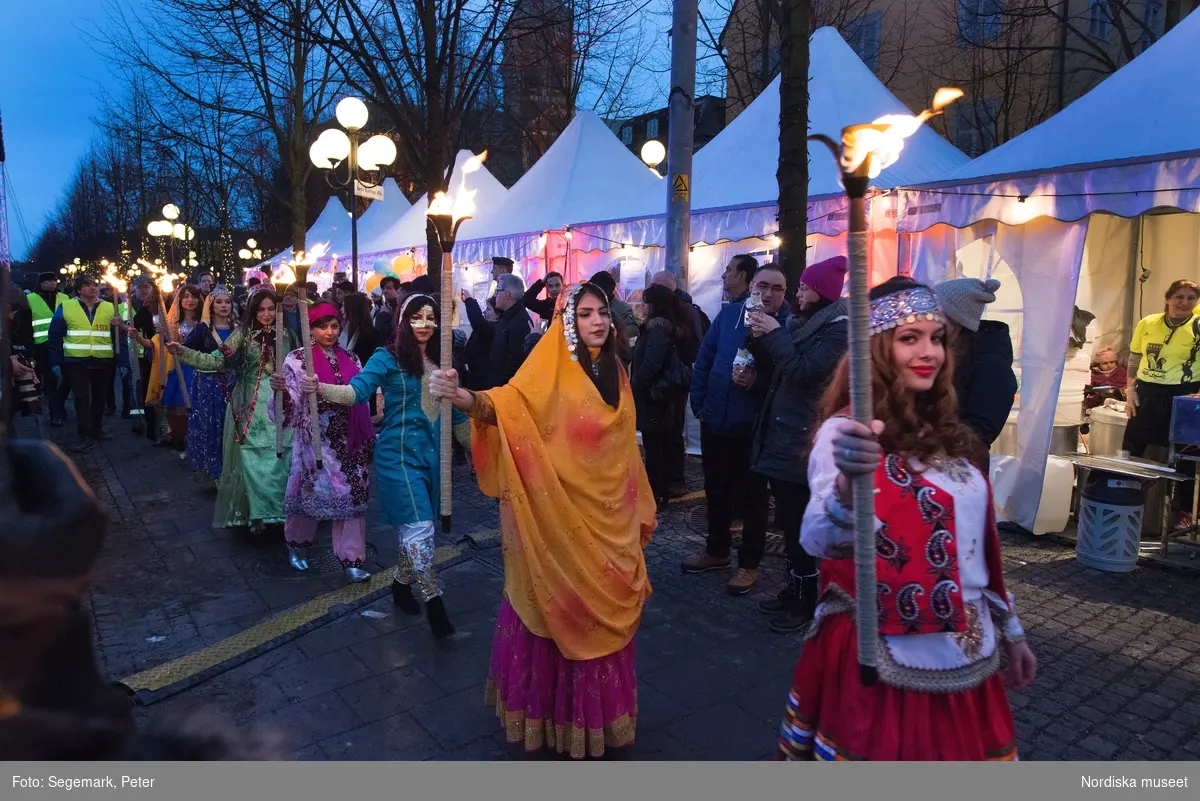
(304, 294, 470, 638)
(168, 287, 297, 532)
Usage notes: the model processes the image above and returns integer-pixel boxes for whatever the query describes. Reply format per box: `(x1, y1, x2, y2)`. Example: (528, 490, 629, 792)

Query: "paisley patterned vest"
(820, 453, 1009, 637)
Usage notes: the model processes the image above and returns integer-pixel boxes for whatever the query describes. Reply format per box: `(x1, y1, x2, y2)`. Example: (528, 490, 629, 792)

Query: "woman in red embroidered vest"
(776, 277, 1037, 762)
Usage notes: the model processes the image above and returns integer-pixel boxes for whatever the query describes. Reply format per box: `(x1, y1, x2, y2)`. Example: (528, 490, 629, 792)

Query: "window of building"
(1140, 0, 1163, 51)
(846, 12, 883, 72)
(646, 118, 659, 140)
(958, 0, 1004, 44)
(620, 126, 632, 145)
(1089, 0, 1112, 40)
(952, 99, 1000, 157)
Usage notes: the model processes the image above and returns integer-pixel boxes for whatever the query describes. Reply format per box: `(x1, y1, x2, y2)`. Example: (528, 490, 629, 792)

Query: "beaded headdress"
(398, 293, 438, 330)
(201, 285, 234, 327)
(558, 283, 588, 361)
(868, 286, 944, 336)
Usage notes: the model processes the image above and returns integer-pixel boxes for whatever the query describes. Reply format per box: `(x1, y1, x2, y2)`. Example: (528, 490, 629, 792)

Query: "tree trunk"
(777, 0, 809, 292)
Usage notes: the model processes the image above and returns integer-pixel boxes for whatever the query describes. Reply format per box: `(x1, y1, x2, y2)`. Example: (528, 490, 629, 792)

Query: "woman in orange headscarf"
(429, 282, 657, 760)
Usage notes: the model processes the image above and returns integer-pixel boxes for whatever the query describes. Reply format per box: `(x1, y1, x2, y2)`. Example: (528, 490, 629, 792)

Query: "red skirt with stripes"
(777, 613, 1018, 761)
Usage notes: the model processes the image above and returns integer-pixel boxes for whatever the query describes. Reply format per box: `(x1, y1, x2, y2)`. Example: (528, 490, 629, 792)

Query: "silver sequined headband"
(869, 286, 944, 336)
(208, 284, 232, 300)
(559, 283, 588, 361)
(399, 293, 435, 320)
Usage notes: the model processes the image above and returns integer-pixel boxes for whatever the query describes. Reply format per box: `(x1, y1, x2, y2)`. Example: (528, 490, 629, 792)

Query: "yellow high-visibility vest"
(62, 300, 115, 359)
(26, 291, 68, 345)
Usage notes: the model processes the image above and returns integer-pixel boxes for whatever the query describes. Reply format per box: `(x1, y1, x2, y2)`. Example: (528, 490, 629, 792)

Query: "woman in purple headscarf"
(273, 301, 376, 583)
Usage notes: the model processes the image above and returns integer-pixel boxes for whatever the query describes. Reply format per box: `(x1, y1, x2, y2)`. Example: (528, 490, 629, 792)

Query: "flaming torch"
(806, 88, 963, 686)
(103, 265, 142, 423)
(271, 264, 297, 459)
(288, 245, 327, 470)
(426, 150, 486, 533)
(153, 271, 191, 410)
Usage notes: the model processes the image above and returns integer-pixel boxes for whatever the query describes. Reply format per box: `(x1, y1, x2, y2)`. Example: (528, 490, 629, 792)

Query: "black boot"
(769, 573, 819, 634)
(425, 596, 456, 639)
(391, 580, 421, 615)
(758, 571, 799, 615)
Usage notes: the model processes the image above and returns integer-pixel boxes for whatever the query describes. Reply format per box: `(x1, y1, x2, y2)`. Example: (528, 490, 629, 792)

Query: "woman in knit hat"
(933, 277, 1017, 458)
(776, 276, 1036, 761)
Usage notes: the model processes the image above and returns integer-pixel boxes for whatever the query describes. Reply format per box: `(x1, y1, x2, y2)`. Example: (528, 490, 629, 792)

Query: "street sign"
(671, 174, 689, 201)
(354, 181, 383, 201)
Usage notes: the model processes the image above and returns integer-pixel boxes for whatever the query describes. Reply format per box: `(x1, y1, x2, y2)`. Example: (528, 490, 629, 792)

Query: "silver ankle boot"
(288, 546, 310, 571)
(344, 566, 371, 583)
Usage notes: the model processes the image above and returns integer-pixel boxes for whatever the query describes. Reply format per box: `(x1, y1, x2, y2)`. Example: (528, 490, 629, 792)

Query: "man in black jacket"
(933, 277, 1017, 459)
(522, 271, 564, 321)
(744, 256, 849, 631)
(478, 273, 533, 389)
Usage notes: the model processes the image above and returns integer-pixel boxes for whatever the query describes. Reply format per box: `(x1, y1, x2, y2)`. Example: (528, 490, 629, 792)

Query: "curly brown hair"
(817, 326, 984, 466)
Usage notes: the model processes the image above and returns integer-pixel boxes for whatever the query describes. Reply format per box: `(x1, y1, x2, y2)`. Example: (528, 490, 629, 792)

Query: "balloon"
(391, 253, 413, 276)
(365, 273, 383, 293)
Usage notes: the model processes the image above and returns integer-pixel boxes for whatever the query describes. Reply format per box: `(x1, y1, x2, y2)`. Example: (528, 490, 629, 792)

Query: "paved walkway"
(14, 411, 1200, 761)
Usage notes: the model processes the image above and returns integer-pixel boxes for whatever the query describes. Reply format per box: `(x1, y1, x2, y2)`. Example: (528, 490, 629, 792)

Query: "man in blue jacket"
(683, 260, 789, 594)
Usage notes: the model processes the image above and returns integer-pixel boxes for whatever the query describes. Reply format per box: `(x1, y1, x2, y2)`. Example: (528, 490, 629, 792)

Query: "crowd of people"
(4, 253, 1051, 762)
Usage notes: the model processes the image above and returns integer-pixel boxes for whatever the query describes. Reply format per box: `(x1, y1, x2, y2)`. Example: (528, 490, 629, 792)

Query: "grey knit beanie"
(934, 278, 1001, 332)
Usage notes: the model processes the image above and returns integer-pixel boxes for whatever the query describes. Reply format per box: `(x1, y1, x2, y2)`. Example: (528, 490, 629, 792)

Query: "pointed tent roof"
(464, 110, 664, 241)
(358, 150, 508, 255)
(259, 195, 349, 268)
(354, 178, 413, 247)
(691, 27, 968, 210)
(936, 12, 1200, 184)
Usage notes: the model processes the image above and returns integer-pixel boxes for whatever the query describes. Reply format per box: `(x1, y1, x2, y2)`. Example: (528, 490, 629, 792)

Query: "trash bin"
(1075, 469, 1144, 572)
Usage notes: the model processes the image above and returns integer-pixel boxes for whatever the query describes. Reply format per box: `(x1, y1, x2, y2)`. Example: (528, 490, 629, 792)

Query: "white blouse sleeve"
(801, 418, 883, 560)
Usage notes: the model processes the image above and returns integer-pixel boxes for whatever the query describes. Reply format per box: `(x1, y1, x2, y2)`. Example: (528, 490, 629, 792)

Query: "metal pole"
(350, 134, 360, 290)
(665, 0, 697, 291)
(439, 249, 453, 533)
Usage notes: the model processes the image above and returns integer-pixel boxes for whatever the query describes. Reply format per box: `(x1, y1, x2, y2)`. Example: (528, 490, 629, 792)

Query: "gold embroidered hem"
(484, 680, 637, 759)
(466, 390, 497, 425)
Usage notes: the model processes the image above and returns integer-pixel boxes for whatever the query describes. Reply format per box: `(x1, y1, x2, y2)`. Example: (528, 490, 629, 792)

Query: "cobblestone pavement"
(15, 412, 1200, 761)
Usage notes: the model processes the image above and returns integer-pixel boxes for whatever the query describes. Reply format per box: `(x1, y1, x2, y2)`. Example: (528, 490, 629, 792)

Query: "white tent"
(572, 26, 968, 256)
(353, 178, 413, 255)
(357, 150, 508, 261)
(452, 110, 664, 268)
(256, 195, 351, 274)
(896, 11, 1200, 536)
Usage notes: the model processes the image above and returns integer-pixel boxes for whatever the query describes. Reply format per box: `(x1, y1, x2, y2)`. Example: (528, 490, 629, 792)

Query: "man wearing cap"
(27, 272, 69, 426)
(934, 277, 1017, 456)
(743, 256, 849, 630)
(491, 256, 514, 282)
(47, 275, 121, 446)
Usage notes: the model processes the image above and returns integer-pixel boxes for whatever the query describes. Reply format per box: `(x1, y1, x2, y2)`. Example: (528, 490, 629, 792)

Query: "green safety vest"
(62, 300, 116, 360)
(27, 291, 68, 345)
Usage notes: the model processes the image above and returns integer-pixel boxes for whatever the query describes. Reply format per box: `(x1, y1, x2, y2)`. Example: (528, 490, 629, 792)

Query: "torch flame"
(157, 273, 176, 294)
(462, 150, 487, 174)
(272, 264, 297, 288)
(426, 150, 486, 222)
(841, 88, 963, 180)
(103, 265, 128, 295)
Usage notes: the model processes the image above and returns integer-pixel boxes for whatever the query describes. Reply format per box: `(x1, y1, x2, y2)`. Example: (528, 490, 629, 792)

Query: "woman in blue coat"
(305, 293, 469, 638)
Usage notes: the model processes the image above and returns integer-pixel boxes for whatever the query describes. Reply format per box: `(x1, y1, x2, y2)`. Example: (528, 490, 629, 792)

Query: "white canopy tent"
(895, 11, 1200, 533)
(569, 26, 969, 317)
(253, 195, 351, 288)
(441, 110, 664, 292)
(352, 177, 412, 259)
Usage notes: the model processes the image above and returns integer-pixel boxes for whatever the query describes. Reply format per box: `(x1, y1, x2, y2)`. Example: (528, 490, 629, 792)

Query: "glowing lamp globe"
(336, 97, 369, 131)
(640, 139, 666, 168)
(163, 204, 180, 220)
(317, 128, 351, 163)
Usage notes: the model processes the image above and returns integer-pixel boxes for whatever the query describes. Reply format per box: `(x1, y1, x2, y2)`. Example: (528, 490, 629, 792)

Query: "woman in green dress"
(168, 287, 297, 532)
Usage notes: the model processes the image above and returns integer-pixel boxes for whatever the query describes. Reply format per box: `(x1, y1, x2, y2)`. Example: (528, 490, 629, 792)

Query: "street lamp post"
(806, 87, 962, 687)
(309, 97, 397, 289)
(147, 203, 195, 275)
